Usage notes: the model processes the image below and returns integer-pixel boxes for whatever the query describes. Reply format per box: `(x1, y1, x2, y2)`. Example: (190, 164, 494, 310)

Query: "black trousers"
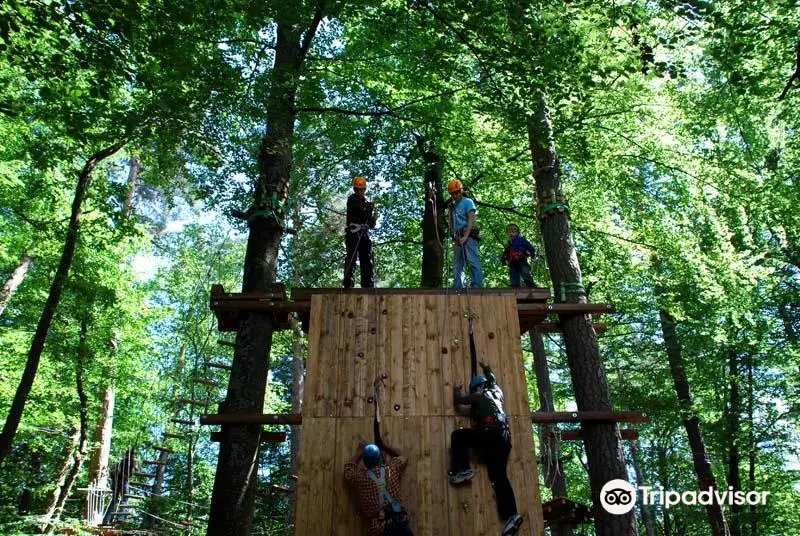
(450, 426, 517, 521)
(343, 231, 374, 288)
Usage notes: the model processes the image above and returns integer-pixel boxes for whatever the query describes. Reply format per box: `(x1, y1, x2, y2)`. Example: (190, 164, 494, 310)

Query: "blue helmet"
(469, 375, 488, 392)
(362, 444, 381, 467)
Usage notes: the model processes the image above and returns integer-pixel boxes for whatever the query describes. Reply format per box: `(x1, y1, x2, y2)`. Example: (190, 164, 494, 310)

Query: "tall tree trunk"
(746, 358, 756, 536)
(417, 135, 446, 288)
(123, 154, 139, 218)
(288, 320, 304, 530)
(0, 251, 33, 317)
(529, 330, 573, 536)
(152, 448, 170, 496)
(43, 320, 91, 533)
(206, 7, 324, 536)
(630, 441, 656, 536)
(727, 349, 742, 536)
(0, 140, 126, 465)
(526, 93, 636, 536)
(658, 306, 730, 536)
(87, 385, 115, 486)
(40, 425, 80, 529)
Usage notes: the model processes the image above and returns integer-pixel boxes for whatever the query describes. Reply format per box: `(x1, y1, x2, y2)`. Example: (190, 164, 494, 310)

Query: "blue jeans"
(454, 237, 483, 288)
(509, 262, 534, 288)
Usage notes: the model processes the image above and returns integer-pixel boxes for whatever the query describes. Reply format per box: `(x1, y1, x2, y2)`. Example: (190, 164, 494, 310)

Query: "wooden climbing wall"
(295, 291, 544, 536)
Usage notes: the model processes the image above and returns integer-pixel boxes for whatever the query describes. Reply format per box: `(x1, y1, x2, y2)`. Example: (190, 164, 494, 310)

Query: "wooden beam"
(171, 418, 195, 426)
(531, 411, 648, 424)
(271, 484, 294, 493)
(153, 446, 174, 454)
(163, 432, 187, 440)
(142, 460, 167, 465)
(200, 413, 302, 426)
(205, 361, 232, 371)
(558, 429, 639, 441)
(210, 431, 288, 443)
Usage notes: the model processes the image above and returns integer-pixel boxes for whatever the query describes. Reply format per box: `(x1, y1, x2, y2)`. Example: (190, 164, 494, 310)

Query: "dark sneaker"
(448, 469, 475, 485)
(501, 514, 523, 535)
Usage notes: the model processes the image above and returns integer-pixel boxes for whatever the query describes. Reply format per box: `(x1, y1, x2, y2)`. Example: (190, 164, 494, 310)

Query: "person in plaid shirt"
(344, 439, 412, 535)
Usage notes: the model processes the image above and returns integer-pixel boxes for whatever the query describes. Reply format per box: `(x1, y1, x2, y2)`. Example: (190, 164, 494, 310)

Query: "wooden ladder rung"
(163, 432, 187, 440)
(192, 377, 220, 388)
(134, 472, 156, 479)
(175, 398, 207, 407)
(205, 361, 232, 371)
(129, 482, 153, 488)
(123, 494, 146, 500)
(153, 446, 174, 454)
(143, 460, 167, 465)
(172, 418, 195, 426)
(271, 484, 293, 493)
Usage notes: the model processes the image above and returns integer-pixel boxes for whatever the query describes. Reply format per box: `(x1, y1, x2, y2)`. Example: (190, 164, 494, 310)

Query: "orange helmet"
(447, 179, 463, 194)
(353, 176, 367, 189)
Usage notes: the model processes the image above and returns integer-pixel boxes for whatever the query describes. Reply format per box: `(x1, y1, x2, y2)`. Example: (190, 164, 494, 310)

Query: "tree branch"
(778, 42, 800, 100)
(299, 0, 326, 62)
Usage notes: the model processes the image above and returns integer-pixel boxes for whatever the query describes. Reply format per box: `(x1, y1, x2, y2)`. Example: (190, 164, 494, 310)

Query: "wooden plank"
(295, 418, 337, 536)
(505, 294, 530, 416)
(200, 413, 301, 425)
(531, 411, 649, 424)
(303, 294, 324, 417)
(204, 361, 232, 371)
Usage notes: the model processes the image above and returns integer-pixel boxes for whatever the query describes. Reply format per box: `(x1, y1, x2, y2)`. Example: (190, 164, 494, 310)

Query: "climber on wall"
(344, 439, 414, 536)
(344, 176, 378, 288)
(449, 361, 523, 536)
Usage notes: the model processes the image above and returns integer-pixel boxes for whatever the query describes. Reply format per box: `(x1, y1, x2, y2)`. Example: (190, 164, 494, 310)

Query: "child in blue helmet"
(449, 362, 523, 536)
(344, 439, 413, 536)
(501, 223, 537, 288)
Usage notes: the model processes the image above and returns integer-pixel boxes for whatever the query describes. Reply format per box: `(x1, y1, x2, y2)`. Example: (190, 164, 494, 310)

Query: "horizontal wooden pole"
(201, 413, 302, 426)
(210, 431, 287, 443)
(558, 429, 639, 441)
(532, 411, 648, 424)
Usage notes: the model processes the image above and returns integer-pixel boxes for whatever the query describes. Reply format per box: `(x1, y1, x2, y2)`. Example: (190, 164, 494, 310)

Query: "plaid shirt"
(344, 456, 407, 536)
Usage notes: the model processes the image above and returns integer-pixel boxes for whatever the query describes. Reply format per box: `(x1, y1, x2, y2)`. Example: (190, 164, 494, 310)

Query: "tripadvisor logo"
(600, 480, 636, 515)
(600, 479, 770, 515)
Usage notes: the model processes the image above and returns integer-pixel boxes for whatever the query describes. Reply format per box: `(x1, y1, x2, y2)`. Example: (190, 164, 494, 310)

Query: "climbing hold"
(442, 347, 448, 354)
(370, 327, 377, 334)
(488, 332, 495, 339)
(348, 312, 354, 318)
(367, 396, 374, 404)
(358, 352, 364, 358)
(381, 373, 388, 380)
(382, 309, 388, 315)
(394, 404, 400, 411)
(462, 502, 470, 513)
(452, 338, 460, 346)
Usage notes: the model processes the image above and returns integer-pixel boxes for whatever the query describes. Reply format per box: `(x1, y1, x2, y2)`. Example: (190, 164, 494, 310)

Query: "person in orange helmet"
(344, 176, 377, 288)
(447, 179, 483, 288)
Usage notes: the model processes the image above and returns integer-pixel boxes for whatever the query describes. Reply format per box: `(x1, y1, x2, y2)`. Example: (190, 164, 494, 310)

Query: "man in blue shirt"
(500, 224, 538, 288)
(447, 179, 483, 288)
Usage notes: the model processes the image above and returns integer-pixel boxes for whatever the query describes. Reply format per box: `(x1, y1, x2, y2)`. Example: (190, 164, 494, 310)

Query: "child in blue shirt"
(501, 224, 537, 288)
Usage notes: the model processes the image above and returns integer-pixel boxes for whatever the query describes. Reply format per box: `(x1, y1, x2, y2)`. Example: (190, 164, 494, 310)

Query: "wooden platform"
(294, 292, 545, 536)
(209, 286, 613, 336)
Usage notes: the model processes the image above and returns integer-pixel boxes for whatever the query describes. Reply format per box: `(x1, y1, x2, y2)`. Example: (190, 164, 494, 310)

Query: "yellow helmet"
(353, 176, 367, 189)
(447, 179, 463, 194)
